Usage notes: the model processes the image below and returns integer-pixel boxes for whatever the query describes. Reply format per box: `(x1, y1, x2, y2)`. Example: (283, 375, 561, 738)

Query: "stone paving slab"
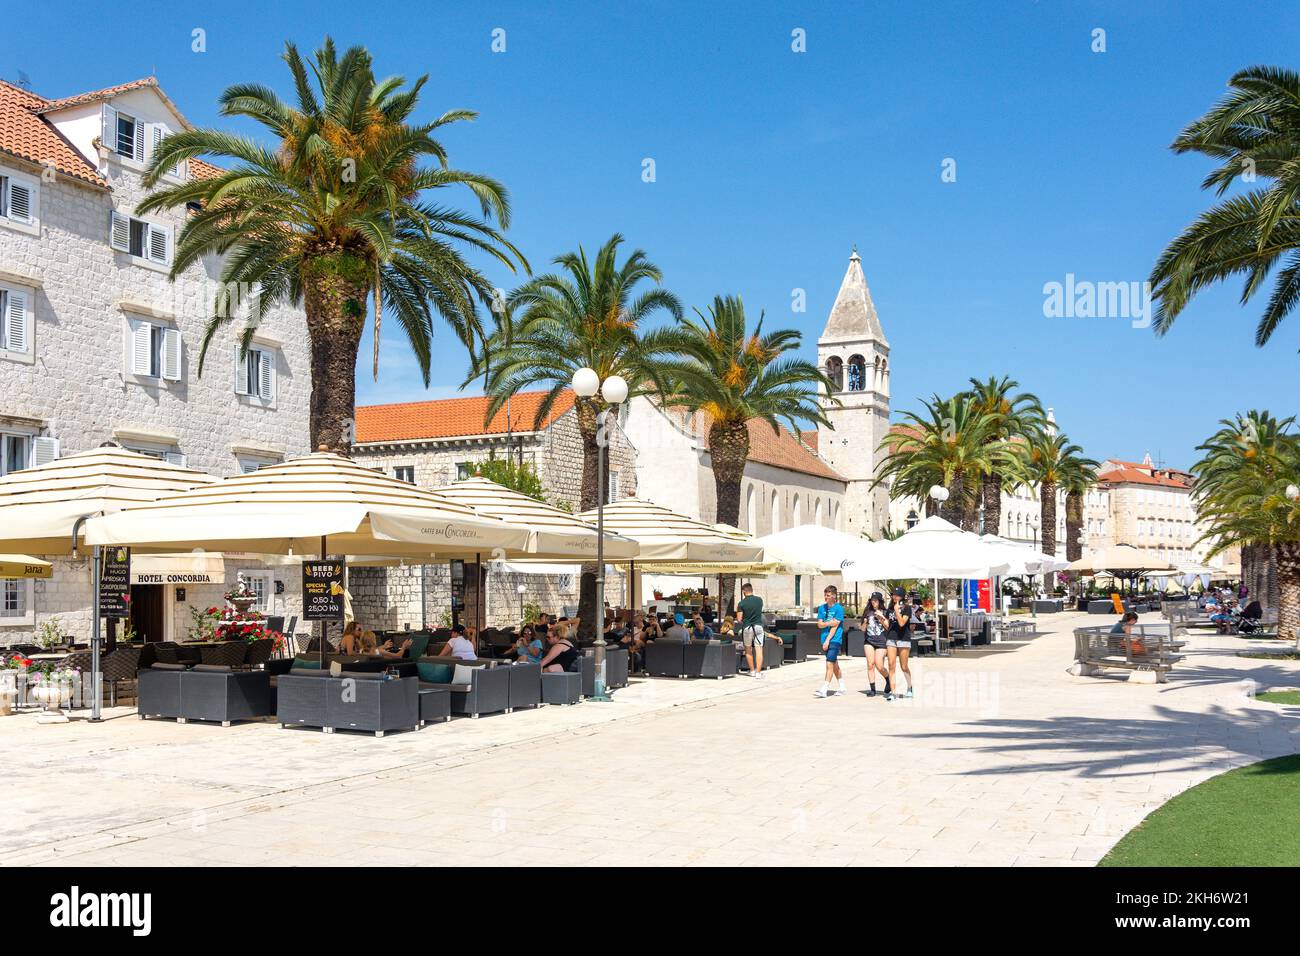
(1, 612, 1296, 866)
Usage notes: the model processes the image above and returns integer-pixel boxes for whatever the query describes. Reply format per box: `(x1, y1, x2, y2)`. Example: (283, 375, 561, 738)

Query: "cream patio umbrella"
(1069, 544, 1176, 598)
(578, 499, 766, 612)
(85, 452, 532, 559)
(432, 477, 638, 560)
(756, 524, 876, 575)
(85, 452, 536, 663)
(0, 445, 217, 721)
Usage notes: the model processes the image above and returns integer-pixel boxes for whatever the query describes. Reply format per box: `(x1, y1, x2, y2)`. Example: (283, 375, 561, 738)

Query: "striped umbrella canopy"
(577, 497, 764, 564)
(433, 476, 639, 560)
(85, 452, 532, 558)
(0, 445, 214, 554)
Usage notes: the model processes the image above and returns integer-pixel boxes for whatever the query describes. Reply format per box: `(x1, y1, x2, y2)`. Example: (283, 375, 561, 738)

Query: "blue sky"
(8, 1, 1299, 468)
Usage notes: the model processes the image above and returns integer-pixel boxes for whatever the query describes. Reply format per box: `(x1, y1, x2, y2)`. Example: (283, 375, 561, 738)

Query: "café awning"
(1068, 544, 1176, 575)
(85, 452, 533, 559)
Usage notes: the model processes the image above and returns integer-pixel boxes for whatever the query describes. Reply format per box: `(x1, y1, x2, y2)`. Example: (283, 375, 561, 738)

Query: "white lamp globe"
(601, 374, 629, 404)
(572, 367, 600, 398)
(928, 484, 949, 503)
(517, 584, 527, 594)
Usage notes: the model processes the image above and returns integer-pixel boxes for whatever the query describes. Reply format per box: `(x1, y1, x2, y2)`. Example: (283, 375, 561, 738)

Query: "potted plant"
(35, 616, 67, 651)
(0, 654, 30, 716)
(27, 660, 79, 723)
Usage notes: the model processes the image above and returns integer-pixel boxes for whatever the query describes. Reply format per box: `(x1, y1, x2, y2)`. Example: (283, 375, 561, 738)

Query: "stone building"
(0, 77, 310, 644)
(1083, 455, 1220, 568)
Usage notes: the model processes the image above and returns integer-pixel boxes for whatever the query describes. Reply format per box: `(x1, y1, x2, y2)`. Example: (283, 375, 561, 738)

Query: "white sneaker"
(833, 688, 846, 696)
(813, 688, 828, 698)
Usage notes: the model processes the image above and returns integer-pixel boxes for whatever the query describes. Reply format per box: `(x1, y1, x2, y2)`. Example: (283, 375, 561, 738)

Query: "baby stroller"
(1234, 601, 1265, 634)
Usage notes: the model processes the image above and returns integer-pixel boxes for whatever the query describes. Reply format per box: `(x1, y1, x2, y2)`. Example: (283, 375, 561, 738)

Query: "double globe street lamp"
(571, 367, 628, 702)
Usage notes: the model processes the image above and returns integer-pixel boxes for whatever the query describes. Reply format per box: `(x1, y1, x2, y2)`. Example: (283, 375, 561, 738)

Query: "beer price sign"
(302, 559, 345, 621)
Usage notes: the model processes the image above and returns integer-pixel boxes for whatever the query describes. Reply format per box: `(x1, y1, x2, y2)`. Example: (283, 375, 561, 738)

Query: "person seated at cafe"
(538, 623, 580, 673)
(717, 616, 736, 638)
(510, 625, 545, 665)
(439, 624, 478, 661)
(699, 597, 716, 624)
(339, 621, 365, 655)
(690, 613, 714, 641)
(533, 612, 550, 637)
(665, 613, 691, 642)
(641, 614, 664, 643)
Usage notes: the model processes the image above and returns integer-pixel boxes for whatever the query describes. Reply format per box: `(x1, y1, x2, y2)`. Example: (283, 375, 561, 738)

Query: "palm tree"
(658, 294, 836, 612)
(1062, 463, 1096, 563)
(474, 234, 683, 639)
(875, 393, 999, 531)
(1150, 66, 1300, 346)
(1007, 431, 1097, 587)
(1191, 412, 1300, 645)
(1192, 410, 1296, 609)
(139, 38, 525, 451)
(963, 376, 1045, 535)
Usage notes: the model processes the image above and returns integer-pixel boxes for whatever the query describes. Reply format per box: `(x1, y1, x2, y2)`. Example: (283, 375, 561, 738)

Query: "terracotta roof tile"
(0, 80, 105, 187)
(188, 157, 223, 181)
(738, 420, 843, 481)
(1097, 467, 1190, 489)
(356, 390, 576, 443)
(35, 77, 159, 113)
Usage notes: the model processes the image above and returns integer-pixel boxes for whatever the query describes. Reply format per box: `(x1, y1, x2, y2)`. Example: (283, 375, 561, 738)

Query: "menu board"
(302, 559, 345, 621)
(99, 547, 131, 618)
(450, 559, 465, 612)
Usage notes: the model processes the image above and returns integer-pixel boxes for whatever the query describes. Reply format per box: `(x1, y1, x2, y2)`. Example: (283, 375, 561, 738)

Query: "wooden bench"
(1071, 625, 1183, 683)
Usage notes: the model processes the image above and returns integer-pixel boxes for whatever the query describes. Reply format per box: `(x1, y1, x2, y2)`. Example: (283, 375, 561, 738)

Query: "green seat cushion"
(292, 656, 322, 669)
(406, 635, 430, 660)
(417, 661, 454, 684)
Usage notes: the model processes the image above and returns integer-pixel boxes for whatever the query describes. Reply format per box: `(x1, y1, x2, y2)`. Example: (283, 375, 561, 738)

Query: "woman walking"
(860, 592, 891, 698)
(884, 587, 913, 701)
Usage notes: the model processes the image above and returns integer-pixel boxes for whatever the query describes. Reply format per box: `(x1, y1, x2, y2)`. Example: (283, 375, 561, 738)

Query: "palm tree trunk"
(940, 472, 966, 526)
(709, 419, 750, 616)
(576, 399, 601, 642)
(1276, 541, 1300, 648)
(1065, 490, 1083, 561)
(302, 260, 368, 453)
(982, 474, 1002, 536)
(1040, 479, 1057, 590)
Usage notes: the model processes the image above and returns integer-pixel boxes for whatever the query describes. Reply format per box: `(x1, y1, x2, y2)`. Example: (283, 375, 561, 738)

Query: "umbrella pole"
(90, 545, 101, 722)
(319, 535, 327, 671)
(475, 552, 482, 653)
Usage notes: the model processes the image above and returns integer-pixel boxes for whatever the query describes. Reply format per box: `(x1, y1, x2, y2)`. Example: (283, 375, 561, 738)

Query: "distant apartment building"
(0, 76, 310, 643)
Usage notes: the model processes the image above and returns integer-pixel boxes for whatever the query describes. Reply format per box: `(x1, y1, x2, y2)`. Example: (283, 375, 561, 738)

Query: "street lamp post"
(516, 583, 526, 624)
(928, 484, 949, 614)
(572, 367, 627, 702)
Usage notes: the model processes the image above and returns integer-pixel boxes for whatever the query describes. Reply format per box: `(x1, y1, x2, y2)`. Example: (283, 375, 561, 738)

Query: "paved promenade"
(2, 612, 1296, 866)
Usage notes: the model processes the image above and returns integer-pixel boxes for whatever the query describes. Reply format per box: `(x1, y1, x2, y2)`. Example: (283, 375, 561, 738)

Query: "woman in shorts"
(884, 587, 913, 701)
(860, 592, 891, 697)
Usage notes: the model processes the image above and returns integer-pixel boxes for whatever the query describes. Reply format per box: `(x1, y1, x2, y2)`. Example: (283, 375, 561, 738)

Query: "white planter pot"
(0, 672, 15, 716)
(30, 679, 73, 723)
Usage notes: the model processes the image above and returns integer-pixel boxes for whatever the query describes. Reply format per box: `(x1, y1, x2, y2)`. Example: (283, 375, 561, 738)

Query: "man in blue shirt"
(814, 585, 846, 698)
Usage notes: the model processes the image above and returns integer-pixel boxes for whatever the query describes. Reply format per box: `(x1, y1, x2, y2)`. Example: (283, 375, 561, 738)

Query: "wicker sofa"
(137, 663, 273, 726)
(645, 640, 738, 679)
(276, 668, 420, 736)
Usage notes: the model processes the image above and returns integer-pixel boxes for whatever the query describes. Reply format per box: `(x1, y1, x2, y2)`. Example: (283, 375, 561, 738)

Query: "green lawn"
(1101, 755, 1300, 866)
(1257, 690, 1300, 705)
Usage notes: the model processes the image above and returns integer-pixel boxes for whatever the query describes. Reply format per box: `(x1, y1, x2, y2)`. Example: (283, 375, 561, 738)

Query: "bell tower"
(816, 248, 891, 538)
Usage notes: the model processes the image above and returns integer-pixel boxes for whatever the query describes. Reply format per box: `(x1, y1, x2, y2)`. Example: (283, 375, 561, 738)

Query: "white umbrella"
(755, 523, 876, 575)
(977, 534, 1067, 575)
(841, 515, 1011, 581)
(578, 498, 763, 564)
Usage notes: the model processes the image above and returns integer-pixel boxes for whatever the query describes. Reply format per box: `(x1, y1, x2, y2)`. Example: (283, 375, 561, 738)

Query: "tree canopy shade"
(962, 375, 1046, 535)
(138, 37, 526, 451)
(1150, 66, 1300, 348)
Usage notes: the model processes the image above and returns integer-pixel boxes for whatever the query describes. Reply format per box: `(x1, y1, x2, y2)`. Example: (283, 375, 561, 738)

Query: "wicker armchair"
(101, 646, 141, 705)
(198, 641, 247, 667)
(244, 638, 273, 668)
(152, 642, 181, 664)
